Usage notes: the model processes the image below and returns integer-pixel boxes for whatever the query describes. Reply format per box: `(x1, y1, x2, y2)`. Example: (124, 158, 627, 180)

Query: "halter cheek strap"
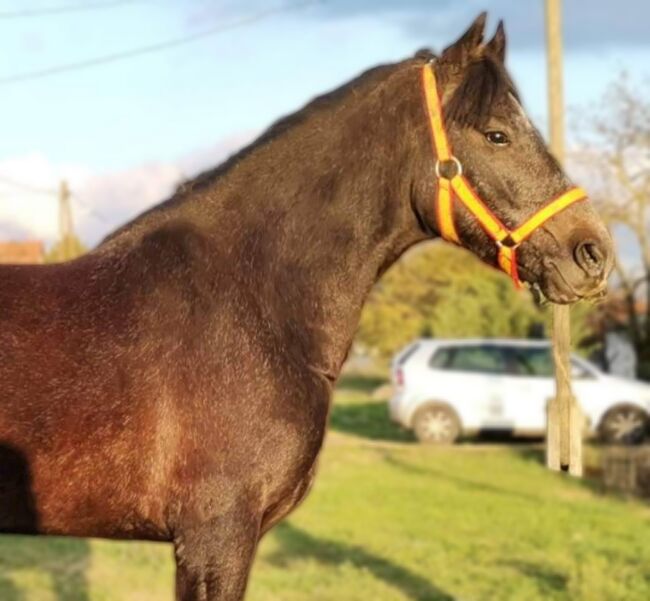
(421, 62, 588, 289)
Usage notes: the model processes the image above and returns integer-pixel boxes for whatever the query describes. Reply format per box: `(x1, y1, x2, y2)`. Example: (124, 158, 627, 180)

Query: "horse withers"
(0, 13, 612, 601)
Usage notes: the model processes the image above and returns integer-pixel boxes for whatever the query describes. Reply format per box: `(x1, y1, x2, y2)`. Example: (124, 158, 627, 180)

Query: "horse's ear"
(485, 20, 506, 63)
(441, 12, 487, 66)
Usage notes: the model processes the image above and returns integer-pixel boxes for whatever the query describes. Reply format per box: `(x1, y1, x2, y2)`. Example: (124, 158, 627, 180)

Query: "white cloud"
(0, 132, 255, 248)
(75, 162, 183, 245)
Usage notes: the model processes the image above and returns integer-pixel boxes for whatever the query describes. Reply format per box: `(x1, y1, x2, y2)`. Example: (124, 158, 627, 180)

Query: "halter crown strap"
(421, 62, 588, 288)
(422, 65, 460, 244)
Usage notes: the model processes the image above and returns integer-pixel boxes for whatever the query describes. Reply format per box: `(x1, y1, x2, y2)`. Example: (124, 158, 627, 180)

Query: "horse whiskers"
(584, 287, 609, 305)
(525, 266, 609, 307)
(527, 281, 550, 307)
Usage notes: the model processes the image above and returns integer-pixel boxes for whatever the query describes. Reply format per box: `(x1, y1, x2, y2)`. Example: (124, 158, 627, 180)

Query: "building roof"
(0, 241, 45, 264)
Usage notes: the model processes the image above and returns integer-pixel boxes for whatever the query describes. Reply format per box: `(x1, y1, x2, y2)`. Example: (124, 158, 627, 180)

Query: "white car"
(389, 339, 650, 445)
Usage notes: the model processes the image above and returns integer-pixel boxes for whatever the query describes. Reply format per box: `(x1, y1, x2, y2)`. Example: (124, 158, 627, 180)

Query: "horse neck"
(112, 61, 430, 379)
(212, 63, 430, 377)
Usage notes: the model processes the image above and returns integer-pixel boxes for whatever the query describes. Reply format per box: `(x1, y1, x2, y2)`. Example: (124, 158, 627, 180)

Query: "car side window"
(429, 348, 453, 369)
(444, 345, 507, 374)
(429, 345, 578, 377)
(505, 347, 554, 377)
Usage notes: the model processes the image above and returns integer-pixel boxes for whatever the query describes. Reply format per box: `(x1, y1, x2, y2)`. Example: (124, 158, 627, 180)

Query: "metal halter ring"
(434, 156, 463, 180)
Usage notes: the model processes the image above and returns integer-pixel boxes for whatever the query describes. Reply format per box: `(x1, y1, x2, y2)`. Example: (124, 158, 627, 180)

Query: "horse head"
(415, 13, 613, 303)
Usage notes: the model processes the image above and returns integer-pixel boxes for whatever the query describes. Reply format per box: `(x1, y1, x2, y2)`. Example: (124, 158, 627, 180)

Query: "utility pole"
(545, 0, 565, 160)
(58, 180, 75, 260)
(545, 0, 583, 476)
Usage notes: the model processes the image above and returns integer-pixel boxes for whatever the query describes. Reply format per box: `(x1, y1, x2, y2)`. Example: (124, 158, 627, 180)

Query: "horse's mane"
(178, 52, 518, 193)
(180, 61, 401, 193)
(100, 51, 516, 247)
(100, 61, 401, 246)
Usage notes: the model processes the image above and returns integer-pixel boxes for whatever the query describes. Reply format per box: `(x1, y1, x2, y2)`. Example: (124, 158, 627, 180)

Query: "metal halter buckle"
(434, 156, 463, 180)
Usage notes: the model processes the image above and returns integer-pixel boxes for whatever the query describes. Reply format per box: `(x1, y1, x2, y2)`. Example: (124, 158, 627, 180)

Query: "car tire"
(599, 404, 648, 445)
(413, 403, 461, 445)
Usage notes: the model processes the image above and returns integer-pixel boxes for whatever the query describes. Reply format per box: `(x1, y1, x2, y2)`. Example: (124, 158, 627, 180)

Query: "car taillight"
(395, 368, 404, 387)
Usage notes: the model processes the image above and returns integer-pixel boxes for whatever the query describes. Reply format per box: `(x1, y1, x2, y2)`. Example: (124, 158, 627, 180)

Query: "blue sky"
(1, 0, 649, 243)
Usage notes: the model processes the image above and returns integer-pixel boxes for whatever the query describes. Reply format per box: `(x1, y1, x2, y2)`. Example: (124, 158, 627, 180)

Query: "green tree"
(357, 241, 596, 361)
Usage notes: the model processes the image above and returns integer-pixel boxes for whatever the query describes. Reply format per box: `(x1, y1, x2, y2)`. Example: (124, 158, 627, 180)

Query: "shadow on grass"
(509, 443, 610, 496)
(0, 537, 91, 601)
(473, 432, 544, 447)
(0, 442, 91, 601)
(502, 559, 568, 595)
(383, 454, 542, 503)
(510, 445, 545, 462)
(385, 448, 611, 503)
(337, 374, 387, 393)
(330, 402, 414, 443)
(0, 577, 22, 601)
(269, 522, 455, 601)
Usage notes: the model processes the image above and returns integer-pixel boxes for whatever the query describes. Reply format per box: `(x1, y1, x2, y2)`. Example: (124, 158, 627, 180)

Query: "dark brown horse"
(0, 14, 612, 601)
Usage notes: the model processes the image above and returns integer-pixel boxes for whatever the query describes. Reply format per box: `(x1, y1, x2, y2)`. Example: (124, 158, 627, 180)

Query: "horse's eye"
(485, 131, 510, 146)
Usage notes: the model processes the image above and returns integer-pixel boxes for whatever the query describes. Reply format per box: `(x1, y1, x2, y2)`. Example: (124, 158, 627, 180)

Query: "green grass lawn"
(1, 377, 649, 601)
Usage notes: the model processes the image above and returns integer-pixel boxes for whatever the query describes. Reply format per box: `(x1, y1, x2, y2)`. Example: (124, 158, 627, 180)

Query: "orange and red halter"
(421, 61, 588, 289)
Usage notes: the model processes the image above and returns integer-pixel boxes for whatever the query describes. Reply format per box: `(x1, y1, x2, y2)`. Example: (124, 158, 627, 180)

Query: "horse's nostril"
(574, 240, 606, 278)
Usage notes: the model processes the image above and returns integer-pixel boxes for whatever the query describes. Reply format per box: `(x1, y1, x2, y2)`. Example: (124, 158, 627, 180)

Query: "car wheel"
(599, 404, 648, 445)
(413, 404, 461, 445)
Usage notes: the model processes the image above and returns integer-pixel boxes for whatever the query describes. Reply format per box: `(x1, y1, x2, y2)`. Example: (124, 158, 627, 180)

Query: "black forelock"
(444, 55, 520, 129)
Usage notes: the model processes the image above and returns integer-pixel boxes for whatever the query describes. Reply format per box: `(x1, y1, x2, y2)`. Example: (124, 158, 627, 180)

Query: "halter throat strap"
(421, 61, 588, 288)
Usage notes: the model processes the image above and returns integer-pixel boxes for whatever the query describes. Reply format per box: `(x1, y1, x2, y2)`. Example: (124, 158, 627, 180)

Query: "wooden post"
(545, 0, 565, 160)
(58, 180, 74, 260)
(545, 0, 583, 476)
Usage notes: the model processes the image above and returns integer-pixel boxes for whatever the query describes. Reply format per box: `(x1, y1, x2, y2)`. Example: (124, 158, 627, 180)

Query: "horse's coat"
(0, 14, 612, 600)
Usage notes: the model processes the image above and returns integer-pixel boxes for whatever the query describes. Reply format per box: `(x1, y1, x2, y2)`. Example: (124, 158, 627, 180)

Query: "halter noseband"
(421, 61, 588, 289)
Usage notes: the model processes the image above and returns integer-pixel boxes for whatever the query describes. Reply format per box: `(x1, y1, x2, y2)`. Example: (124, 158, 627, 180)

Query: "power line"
(0, 1, 142, 19)
(71, 192, 108, 222)
(0, 175, 57, 195)
(0, 175, 108, 222)
(0, 0, 319, 86)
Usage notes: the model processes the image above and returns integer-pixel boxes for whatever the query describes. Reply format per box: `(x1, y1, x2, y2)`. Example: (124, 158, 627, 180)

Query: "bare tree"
(573, 72, 650, 378)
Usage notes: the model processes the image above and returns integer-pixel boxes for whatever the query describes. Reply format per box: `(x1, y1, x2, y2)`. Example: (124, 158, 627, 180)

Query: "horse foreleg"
(173, 510, 260, 601)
